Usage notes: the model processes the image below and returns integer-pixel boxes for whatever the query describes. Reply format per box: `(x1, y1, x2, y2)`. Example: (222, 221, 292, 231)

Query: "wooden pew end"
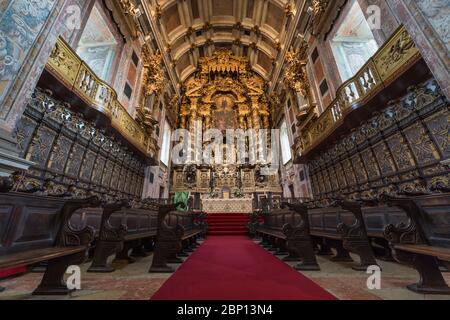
(294, 263, 321, 271)
(407, 283, 450, 295)
(149, 265, 175, 273)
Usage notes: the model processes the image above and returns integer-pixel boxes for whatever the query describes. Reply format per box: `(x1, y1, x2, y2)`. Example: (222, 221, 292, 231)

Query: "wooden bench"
(149, 206, 206, 273)
(382, 193, 450, 294)
(306, 199, 408, 257)
(162, 211, 206, 262)
(359, 203, 409, 261)
(108, 200, 159, 264)
(70, 200, 159, 273)
(308, 200, 385, 271)
(254, 203, 320, 271)
(247, 211, 261, 239)
(0, 192, 100, 295)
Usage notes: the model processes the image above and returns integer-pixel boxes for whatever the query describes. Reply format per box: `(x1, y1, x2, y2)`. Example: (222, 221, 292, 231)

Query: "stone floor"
(1, 240, 450, 300)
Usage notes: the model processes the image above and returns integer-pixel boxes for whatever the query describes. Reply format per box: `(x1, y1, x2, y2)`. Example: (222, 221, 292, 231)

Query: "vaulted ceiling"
(141, 0, 302, 88)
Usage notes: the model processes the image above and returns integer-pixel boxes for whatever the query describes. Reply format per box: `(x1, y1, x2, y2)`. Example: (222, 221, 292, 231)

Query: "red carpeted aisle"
(205, 213, 250, 236)
(151, 236, 336, 300)
(0, 266, 26, 279)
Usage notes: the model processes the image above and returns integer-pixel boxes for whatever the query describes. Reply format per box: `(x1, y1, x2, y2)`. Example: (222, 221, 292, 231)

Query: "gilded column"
(203, 103, 212, 130)
(239, 115, 246, 130)
(262, 115, 270, 129)
(204, 115, 211, 130)
(250, 96, 261, 130)
(189, 98, 199, 130)
(189, 97, 201, 164)
(246, 115, 253, 129)
(180, 114, 187, 129)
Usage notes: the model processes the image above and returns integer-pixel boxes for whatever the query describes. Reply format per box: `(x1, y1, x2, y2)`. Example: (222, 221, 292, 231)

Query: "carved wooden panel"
(92, 156, 106, 184)
(81, 150, 96, 181)
(373, 141, 396, 175)
(13, 88, 147, 200)
(0, 205, 14, 249)
(12, 207, 59, 245)
(328, 166, 339, 191)
(342, 159, 357, 186)
(323, 213, 339, 230)
(424, 109, 450, 159)
(65, 143, 85, 176)
(340, 211, 356, 227)
(404, 123, 440, 165)
(335, 162, 347, 189)
(360, 149, 380, 180)
(101, 160, 114, 187)
(322, 168, 332, 193)
(48, 136, 72, 173)
(351, 154, 368, 183)
(27, 126, 56, 167)
(386, 134, 415, 170)
(308, 79, 449, 199)
(15, 116, 38, 158)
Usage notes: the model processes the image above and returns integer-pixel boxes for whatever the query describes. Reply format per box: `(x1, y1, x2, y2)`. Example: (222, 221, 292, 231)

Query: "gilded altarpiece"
(172, 50, 282, 196)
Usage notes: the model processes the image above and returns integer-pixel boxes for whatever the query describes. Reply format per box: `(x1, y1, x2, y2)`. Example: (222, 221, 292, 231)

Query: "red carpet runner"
(205, 213, 250, 236)
(0, 266, 26, 279)
(152, 236, 336, 300)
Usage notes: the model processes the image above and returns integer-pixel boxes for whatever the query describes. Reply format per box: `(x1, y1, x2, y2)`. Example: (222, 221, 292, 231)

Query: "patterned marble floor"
(1, 241, 450, 300)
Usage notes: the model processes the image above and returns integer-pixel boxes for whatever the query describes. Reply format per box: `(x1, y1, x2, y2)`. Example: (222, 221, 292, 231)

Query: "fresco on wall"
(0, 0, 57, 119)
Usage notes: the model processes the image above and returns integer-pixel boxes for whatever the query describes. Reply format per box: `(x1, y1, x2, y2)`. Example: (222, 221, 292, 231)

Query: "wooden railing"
(297, 25, 421, 155)
(45, 37, 156, 158)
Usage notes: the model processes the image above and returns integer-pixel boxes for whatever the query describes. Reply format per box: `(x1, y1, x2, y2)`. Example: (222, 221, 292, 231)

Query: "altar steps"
(205, 213, 250, 236)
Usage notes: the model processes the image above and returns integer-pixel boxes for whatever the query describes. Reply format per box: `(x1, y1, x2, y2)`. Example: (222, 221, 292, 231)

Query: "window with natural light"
(76, 6, 118, 82)
(280, 120, 292, 165)
(160, 120, 172, 166)
(330, 0, 379, 82)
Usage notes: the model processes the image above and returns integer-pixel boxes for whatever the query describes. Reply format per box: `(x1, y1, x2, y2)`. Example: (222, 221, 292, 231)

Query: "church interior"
(0, 0, 449, 301)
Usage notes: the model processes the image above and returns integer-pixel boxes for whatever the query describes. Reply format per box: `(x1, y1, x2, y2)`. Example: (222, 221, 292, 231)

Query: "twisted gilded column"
(250, 96, 261, 130)
(189, 98, 199, 130)
(189, 97, 201, 164)
(204, 115, 212, 130)
(262, 115, 270, 129)
(203, 103, 212, 130)
(239, 115, 247, 130)
(180, 114, 187, 129)
(246, 115, 253, 129)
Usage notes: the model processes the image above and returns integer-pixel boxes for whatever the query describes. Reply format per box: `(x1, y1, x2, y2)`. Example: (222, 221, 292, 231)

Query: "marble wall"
(386, 0, 450, 99)
(359, 0, 400, 41)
